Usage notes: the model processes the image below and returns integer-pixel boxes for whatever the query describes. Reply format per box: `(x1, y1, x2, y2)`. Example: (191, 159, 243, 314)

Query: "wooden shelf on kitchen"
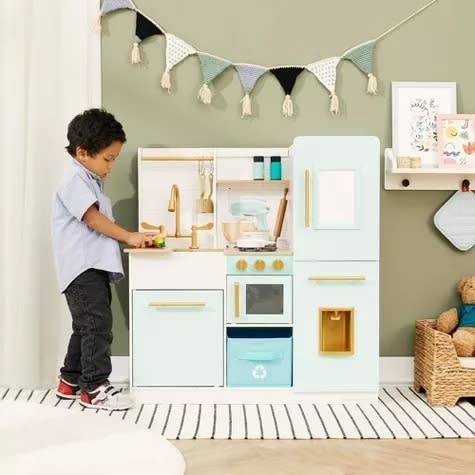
(216, 179, 289, 186)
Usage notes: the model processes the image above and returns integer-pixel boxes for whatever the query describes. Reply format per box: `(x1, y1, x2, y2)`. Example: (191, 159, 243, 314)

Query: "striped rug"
(1, 386, 474, 439)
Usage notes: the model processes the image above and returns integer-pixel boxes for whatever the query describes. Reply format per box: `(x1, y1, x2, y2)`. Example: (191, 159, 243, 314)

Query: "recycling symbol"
(252, 364, 267, 380)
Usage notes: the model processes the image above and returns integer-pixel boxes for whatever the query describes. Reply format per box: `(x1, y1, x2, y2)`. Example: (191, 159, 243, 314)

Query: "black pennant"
(135, 12, 164, 42)
(270, 67, 305, 95)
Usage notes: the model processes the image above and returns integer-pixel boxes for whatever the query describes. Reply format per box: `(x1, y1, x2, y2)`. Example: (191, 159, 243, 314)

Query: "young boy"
(52, 108, 152, 411)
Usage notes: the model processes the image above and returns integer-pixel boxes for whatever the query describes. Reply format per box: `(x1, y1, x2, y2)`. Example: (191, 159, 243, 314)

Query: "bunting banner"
(271, 67, 305, 118)
(235, 64, 267, 117)
(96, 0, 136, 31)
(306, 57, 341, 114)
(161, 34, 196, 92)
(131, 12, 165, 64)
(197, 53, 232, 104)
(342, 40, 378, 94)
(98, 0, 439, 118)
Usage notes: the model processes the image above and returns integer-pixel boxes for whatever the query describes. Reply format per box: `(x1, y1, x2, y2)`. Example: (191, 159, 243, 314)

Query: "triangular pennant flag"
(100, 0, 136, 15)
(131, 12, 164, 64)
(306, 57, 341, 114)
(343, 40, 378, 94)
(270, 67, 305, 118)
(197, 53, 232, 104)
(161, 34, 196, 92)
(96, 0, 136, 31)
(235, 64, 267, 117)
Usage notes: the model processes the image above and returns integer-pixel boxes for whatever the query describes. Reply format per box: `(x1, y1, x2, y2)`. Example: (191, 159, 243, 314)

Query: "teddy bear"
(436, 277, 475, 357)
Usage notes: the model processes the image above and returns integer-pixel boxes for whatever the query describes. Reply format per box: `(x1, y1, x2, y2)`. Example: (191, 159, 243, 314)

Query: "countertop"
(124, 247, 293, 255)
(124, 248, 224, 254)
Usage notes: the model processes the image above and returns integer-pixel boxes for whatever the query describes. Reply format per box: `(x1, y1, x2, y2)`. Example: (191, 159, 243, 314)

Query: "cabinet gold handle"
(308, 275, 366, 281)
(148, 301, 206, 308)
(304, 169, 310, 228)
(234, 283, 240, 318)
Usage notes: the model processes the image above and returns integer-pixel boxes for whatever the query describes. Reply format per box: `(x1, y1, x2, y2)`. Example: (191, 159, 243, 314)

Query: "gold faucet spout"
(168, 184, 182, 237)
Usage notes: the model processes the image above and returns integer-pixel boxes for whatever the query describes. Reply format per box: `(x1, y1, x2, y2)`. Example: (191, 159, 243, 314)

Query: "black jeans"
(61, 269, 113, 392)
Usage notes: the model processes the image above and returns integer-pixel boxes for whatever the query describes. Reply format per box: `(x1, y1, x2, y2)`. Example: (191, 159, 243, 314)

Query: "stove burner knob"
(254, 259, 266, 272)
(272, 259, 284, 271)
(235, 259, 248, 272)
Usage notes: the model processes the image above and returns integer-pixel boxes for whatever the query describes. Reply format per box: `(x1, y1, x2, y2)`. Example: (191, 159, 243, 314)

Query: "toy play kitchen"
(126, 137, 380, 403)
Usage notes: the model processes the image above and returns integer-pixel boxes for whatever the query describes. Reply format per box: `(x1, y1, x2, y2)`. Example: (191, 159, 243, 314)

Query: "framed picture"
(392, 82, 457, 168)
(437, 114, 475, 168)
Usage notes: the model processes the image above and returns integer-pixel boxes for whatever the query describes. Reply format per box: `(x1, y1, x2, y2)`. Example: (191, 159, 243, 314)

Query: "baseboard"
(111, 356, 414, 386)
(110, 356, 129, 384)
(379, 357, 414, 385)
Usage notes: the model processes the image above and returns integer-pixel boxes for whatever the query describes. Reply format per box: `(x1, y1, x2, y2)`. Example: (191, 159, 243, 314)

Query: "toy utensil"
(196, 162, 208, 213)
(273, 187, 288, 240)
(202, 166, 214, 213)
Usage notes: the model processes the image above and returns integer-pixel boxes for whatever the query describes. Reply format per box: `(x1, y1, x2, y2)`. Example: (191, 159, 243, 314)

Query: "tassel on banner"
(367, 73, 378, 95)
(240, 93, 252, 118)
(330, 93, 339, 114)
(282, 94, 294, 118)
(95, 14, 102, 33)
(198, 83, 212, 104)
(161, 70, 171, 92)
(131, 41, 141, 64)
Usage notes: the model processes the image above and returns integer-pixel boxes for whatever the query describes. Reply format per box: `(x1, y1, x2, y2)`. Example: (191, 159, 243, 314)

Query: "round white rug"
(0, 401, 185, 474)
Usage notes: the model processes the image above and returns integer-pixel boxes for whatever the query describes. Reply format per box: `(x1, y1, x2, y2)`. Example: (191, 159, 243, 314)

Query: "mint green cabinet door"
(292, 136, 380, 261)
(132, 290, 224, 387)
(293, 261, 379, 393)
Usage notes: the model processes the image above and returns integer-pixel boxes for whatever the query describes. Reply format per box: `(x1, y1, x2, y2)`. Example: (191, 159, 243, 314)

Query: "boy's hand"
(126, 232, 154, 248)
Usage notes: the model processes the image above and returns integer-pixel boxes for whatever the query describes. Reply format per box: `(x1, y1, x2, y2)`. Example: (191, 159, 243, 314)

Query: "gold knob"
(272, 259, 284, 271)
(254, 259, 266, 272)
(235, 259, 248, 272)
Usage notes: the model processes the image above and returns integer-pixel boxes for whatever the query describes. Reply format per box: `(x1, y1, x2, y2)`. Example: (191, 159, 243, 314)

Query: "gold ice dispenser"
(319, 307, 354, 355)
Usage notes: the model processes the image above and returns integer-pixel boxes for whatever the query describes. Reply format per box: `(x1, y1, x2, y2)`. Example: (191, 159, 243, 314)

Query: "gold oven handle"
(148, 302, 206, 308)
(308, 276, 366, 281)
(234, 283, 240, 318)
(304, 169, 310, 228)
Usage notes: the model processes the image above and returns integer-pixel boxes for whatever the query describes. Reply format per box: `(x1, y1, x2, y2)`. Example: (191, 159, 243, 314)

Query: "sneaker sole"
(78, 400, 131, 411)
(56, 391, 80, 400)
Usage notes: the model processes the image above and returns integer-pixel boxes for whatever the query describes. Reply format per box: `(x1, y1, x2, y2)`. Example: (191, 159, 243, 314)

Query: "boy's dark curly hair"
(65, 108, 126, 157)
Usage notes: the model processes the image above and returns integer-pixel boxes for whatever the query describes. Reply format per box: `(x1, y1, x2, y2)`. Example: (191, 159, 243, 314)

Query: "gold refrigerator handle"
(234, 283, 240, 318)
(308, 276, 366, 281)
(304, 169, 310, 228)
(148, 302, 206, 308)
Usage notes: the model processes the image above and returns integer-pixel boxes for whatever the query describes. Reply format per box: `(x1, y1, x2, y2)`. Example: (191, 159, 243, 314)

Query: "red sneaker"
(79, 383, 133, 411)
(56, 377, 80, 399)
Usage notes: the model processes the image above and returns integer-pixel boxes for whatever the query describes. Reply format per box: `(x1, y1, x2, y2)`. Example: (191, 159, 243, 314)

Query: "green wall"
(102, 0, 475, 356)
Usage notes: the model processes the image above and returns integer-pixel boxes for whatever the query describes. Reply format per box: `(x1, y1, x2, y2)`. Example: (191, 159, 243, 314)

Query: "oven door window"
(246, 284, 284, 315)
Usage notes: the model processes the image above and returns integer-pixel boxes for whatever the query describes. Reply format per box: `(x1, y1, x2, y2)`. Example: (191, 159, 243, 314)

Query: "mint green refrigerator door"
(132, 290, 224, 387)
(292, 136, 380, 261)
(293, 261, 379, 393)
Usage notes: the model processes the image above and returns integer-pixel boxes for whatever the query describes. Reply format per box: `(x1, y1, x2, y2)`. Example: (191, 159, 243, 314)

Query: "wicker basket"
(414, 319, 475, 406)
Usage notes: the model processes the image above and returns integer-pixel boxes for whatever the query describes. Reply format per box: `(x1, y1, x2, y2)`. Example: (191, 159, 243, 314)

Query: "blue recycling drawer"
(226, 328, 292, 387)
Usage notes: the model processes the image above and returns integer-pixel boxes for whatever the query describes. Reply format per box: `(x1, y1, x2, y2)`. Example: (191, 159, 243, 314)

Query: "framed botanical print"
(437, 114, 475, 168)
(392, 82, 457, 168)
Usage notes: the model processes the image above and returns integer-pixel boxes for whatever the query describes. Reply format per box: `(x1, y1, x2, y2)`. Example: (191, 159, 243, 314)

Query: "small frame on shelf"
(437, 114, 475, 168)
(392, 82, 457, 169)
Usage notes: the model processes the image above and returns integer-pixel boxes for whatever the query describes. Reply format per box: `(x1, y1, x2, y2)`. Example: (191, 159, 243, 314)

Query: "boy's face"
(76, 141, 122, 179)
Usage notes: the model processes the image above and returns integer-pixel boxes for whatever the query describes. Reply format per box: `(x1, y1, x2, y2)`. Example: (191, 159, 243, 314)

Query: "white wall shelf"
(217, 179, 290, 187)
(384, 148, 475, 190)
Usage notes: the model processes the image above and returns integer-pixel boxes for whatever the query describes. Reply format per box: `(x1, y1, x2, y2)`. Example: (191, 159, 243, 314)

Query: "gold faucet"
(168, 184, 184, 237)
(190, 222, 214, 249)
